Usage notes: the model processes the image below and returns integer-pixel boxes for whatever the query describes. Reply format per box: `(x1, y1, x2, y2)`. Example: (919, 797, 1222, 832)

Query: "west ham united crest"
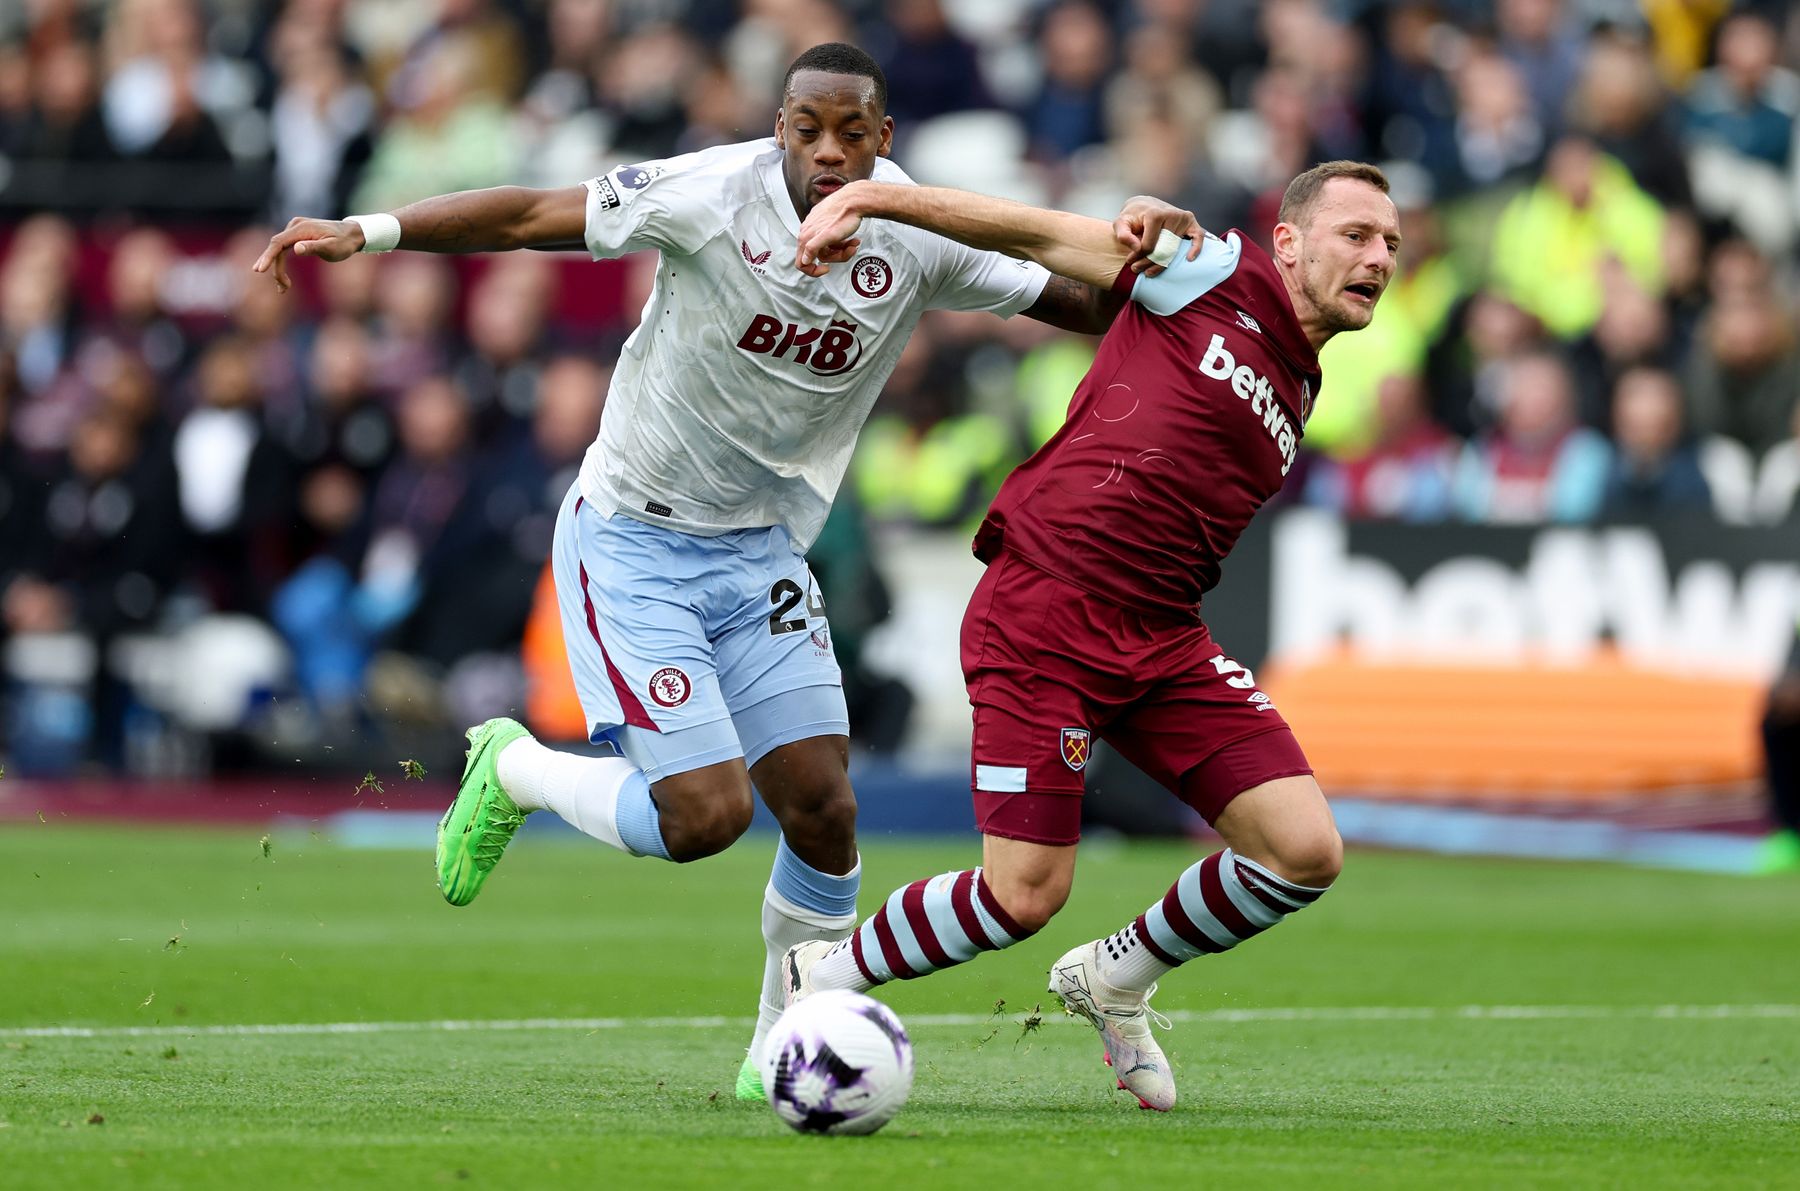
(648, 666, 691, 708)
(1060, 727, 1091, 771)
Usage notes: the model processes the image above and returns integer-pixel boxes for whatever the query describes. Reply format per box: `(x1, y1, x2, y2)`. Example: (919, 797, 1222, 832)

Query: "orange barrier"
(1260, 647, 1765, 798)
(521, 564, 589, 744)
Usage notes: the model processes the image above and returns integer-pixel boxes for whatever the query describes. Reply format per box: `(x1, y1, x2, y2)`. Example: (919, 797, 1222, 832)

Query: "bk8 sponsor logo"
(736, 315, 862, 376)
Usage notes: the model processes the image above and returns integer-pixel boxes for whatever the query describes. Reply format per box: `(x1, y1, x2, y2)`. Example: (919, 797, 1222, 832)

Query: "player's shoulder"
(1130, 230, 1247, 317)
(593, 139, 775, 204)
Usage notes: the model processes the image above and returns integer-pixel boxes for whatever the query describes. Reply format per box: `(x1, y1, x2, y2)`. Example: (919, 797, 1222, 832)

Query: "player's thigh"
(962, 555, 1110, 849)
(553, 491, 744, 782)
(1104, 630, 1314, 825)
(709, 530, 848, 767)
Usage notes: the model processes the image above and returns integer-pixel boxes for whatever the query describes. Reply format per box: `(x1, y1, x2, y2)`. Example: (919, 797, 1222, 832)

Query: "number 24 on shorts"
(768, 578, 825, 636)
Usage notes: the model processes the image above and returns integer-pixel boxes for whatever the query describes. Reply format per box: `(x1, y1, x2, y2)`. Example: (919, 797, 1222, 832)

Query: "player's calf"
(789, 865, 1037, 996)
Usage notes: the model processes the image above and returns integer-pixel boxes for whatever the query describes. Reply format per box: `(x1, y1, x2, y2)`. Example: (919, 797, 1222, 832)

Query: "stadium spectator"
(99, 0, 250, 166)
(1488, 135, 1665, 340)
(1568, 31, 1692, 209)
(0, 215, 82, 448)
(283, 316, 395, 564)
(78, 227, 189, 387)
(13, 402, 180, 766)
(1599, 365, 1713, 518)
(1305, 373, 1459, 521)
(868, 0, 993, 127)
(266, 21, 374, 222)
(1446, 46, 1543, 194)
(1683, 258, 1800, 455)
(593, 23, 704, 159)
(1683, 10, 1797, 169)
(1495, 0, 1585, 135)
(1424, 288, 1548, 439)
(271, 372, 479, 718)
(1451, 349, 1611, 523)
(1024, 0, 1114, 161)
(351, 32, 520, 211)
(366, 254, 458, 399)
(1683, 9, 1799, 256)
(1567, 264, 1679, 430)
(19, 38, 114, 165)
(173, 336, 296, 614)
(453, 253, 559, 425)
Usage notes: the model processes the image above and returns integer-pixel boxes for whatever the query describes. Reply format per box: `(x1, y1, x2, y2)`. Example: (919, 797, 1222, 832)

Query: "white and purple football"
(760, 990, 914, 1136)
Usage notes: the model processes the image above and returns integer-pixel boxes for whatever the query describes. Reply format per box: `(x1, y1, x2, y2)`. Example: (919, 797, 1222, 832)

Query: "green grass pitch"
(3, 823, 1797, 1189)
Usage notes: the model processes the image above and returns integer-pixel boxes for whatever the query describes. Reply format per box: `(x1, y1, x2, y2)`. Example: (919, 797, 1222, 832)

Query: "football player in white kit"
(253, 43, 1202, 1100)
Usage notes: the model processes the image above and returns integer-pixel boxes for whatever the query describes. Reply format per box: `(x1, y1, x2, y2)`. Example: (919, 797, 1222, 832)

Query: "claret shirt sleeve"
(1127, 231, 1244, 317)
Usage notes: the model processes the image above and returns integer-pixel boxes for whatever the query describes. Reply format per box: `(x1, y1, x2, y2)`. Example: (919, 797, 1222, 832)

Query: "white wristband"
(347, 213, 402, 254)
(1148, 228, 1182, 268)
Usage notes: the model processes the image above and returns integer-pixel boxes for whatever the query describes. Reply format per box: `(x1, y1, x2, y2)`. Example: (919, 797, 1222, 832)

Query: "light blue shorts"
(550, 483, 848, 782)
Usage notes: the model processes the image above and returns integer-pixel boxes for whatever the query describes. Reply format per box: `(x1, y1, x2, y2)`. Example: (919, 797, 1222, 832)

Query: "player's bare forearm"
(800, 181, 1128, 291)
(253, 185, 587, 291)
(389, 186, 587, 253)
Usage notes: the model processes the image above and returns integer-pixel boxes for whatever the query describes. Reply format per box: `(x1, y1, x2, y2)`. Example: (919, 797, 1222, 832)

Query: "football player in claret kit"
(252, 43, 1202, 1100)
(785, 161, 1401, 1111)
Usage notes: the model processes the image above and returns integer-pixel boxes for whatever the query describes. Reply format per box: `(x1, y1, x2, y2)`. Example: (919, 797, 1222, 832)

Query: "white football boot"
(1049, 941, 1177, 1111)
(780, 939, 834, 1007)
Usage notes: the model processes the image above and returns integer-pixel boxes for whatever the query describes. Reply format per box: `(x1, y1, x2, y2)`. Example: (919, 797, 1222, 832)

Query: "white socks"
(750, 884, 857, 1061)
(497, 736, 640, 854)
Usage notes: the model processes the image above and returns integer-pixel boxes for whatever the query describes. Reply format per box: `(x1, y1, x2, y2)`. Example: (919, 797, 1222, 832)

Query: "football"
(760, 990, 915, 1136)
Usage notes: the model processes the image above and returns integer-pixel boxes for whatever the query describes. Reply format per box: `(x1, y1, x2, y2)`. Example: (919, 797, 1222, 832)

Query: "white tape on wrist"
(347, 213, 402, 254)
(1148, 228, 1182, 268)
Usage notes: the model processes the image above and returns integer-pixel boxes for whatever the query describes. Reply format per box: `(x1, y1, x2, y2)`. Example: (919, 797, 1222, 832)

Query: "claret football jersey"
(972, 231, 1322, 617)
(577, 138, 1049, 551)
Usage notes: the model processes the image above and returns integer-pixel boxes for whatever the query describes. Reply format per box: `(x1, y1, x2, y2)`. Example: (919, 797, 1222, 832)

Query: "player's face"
(1286, 179, 1401, 337)
(775, 70, 893, 217)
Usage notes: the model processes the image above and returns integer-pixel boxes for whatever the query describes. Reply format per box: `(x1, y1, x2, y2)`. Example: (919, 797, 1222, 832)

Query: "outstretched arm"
(251, 185, 588, 292)
(797, 180, 1126, 289)
(796, 182, 1199, 334)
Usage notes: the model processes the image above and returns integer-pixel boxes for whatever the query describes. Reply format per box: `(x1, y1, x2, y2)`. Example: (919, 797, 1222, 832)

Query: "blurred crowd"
(2, 0, 1800, 775)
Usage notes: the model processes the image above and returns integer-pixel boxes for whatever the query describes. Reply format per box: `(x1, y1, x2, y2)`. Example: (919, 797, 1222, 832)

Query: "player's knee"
(784, 783, 857, 849)
(1265, 825, 1343, 889)
(659, 788, 755, 862)
(988, 872, 1070, 935)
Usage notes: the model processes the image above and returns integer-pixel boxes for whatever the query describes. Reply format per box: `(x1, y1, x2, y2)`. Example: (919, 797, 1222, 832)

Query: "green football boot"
(734, 1053, 767, 1102)
(436, 717, 534, 906)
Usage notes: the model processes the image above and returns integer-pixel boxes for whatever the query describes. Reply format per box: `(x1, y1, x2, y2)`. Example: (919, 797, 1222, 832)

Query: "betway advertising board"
(1205, 510, 1800, 676)
(872, 512, 1797, 797)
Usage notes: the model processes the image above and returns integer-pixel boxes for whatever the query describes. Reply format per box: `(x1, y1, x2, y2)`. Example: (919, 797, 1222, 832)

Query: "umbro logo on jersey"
(1235, 309, 1262, 334)
(737, 314, 863, 376)
(741, 240, 772, 270)
(1197, 334, 1299, 476)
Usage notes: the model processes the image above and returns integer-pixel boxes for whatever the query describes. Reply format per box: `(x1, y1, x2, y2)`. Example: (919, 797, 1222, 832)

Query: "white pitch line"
(3, 1004, 1796, 1040)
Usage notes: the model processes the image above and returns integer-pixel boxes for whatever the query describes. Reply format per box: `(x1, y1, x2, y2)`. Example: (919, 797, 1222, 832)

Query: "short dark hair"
(783, 42, 887, 115)
(1277, 161, 1391, 226)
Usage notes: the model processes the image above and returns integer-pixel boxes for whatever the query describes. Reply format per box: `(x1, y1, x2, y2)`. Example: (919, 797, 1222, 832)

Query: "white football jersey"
(577, 138, 1049, 551)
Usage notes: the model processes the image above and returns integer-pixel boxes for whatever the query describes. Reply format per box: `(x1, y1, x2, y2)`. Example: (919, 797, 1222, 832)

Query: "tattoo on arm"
(1023, 274, 1126, 335)
(418, 215, 478, 250)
